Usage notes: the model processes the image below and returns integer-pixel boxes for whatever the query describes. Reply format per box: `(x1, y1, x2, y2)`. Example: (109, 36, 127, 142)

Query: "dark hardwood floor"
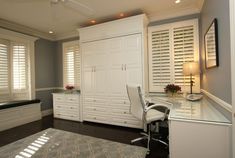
(0, 115, 168, 158)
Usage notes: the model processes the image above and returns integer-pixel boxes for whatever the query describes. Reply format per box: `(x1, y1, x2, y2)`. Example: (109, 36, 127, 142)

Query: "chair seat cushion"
(145, 109, 165, 124)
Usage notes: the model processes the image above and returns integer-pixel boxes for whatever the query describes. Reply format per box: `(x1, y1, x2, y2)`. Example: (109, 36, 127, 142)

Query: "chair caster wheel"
(146, 150, 150, 155)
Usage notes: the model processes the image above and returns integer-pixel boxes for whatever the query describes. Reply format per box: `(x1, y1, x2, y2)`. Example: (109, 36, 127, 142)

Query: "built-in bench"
(0, 99, 42, 131)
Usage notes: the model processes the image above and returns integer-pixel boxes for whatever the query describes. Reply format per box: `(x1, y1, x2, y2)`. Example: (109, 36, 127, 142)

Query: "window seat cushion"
(0, 99, 41, 110)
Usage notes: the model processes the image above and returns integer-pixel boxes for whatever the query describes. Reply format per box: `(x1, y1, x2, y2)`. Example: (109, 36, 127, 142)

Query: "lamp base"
(186, 94, 203, 101)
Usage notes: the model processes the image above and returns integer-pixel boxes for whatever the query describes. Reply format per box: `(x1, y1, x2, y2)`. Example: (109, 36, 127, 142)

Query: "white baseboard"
(201, 89, 232, 112)
(41, 108, 53, 117)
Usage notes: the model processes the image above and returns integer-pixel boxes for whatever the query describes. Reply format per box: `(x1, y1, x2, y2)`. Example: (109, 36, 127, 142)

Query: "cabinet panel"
(126, 66, 143, 87)
(83, 67, 94, 95)
(94, 66, 107, 96)
(108, 65, 126, 96)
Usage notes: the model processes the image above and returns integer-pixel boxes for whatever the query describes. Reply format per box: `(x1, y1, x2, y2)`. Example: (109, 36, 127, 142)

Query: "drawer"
(54, 108, 79, 115)
(66, 95, 79, 103)
(111, 108, 130, 115)
(54, 113, 79, 121)
(53, 95, 65, 102)
(83, 113, 108, 123)
(84, 106, 107, 113)
(54, 104, 79, 111)
(112, 117, 142, 127)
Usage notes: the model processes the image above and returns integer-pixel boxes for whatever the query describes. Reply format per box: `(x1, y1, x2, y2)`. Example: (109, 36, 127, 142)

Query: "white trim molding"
(0, 18, 55, 41)
(201, 89, 232, 112)
(41, 108, 53, 117)
(229, 0, 235, 157)
(36, 87, 63, 92)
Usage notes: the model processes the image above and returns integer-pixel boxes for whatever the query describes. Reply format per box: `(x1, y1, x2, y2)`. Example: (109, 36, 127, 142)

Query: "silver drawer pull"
(94, 117, 96, 119)
(94, 99, 96, 102)
(94, 108, 96, 111)
(70, 107, 73, 109)
(123, 101, 126, 104)
(124, 121, 127, 124)
(123, 112, 126, 114)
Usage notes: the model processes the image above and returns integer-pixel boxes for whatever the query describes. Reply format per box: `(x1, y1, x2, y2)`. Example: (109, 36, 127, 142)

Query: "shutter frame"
(148, 19, 200, 93)
(63, 40, 80, 89)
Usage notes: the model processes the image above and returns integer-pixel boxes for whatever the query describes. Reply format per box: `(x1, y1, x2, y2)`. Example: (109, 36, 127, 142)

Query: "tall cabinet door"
(83, 67, 94, 95)
(92, 40, 108, 96)
(124, 34, 143, 91)
(107, 37, 126, 96)
(82, 43, 96, 96)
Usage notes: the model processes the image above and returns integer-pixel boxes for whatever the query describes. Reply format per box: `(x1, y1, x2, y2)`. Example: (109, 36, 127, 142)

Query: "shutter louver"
(12, 43, 28, 91)
(173, 25, 195, 86)
(0, 40, 10, 101)
(149, 29, 171, 92)
(64, 43, 80, 88)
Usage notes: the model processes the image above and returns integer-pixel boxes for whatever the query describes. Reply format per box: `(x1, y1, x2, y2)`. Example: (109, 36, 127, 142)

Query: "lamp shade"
(183, 62, 200, 76)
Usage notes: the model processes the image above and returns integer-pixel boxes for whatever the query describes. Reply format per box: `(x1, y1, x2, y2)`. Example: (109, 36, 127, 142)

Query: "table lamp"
(183, 62, 200, 94)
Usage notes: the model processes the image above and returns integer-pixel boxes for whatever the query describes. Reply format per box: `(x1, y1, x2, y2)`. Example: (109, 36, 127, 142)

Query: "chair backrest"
(126, 85, 146, 120)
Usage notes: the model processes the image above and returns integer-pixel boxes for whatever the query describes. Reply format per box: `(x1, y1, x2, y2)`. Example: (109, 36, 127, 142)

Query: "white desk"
(150, 96, 232, 158)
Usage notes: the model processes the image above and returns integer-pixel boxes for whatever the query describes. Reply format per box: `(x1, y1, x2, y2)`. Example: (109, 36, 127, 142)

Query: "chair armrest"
(144, 104, 169, 113)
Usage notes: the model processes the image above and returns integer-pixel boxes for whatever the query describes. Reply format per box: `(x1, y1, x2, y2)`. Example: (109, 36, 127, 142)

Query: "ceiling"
(0, 0, 204, 40)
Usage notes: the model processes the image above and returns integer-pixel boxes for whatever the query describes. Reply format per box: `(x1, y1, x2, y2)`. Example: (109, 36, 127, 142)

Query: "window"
(148, 19, 200, 93)
(0, 40, 29, 101)
(0, 28, 37, 102)
(63, 40, 80, 88)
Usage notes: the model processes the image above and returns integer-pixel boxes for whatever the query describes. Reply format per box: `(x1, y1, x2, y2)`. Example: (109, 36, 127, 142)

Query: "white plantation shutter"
(173, 25, 195, 86)
(149, 28, 172, 92)
(0, 40, 10, 101)
(63, 41, 80, 88)
(148, 19, 200, 93)
(12, 43, 28, 90)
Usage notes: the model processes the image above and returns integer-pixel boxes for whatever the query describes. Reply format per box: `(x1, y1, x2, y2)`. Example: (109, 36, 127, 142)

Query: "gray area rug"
(0, 128, 147, 158)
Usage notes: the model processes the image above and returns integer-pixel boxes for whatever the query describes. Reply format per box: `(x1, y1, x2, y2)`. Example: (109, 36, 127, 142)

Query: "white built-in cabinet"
(79, 14, 148, 128)
(53, 93, 80, 121)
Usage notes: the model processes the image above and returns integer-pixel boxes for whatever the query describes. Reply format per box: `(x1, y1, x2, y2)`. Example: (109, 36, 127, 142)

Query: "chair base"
(131, 132, 148, 144)
(131, 132, 168, 155)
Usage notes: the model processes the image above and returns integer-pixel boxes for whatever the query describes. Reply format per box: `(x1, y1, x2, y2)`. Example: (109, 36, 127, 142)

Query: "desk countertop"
(149, 96, 231, 125)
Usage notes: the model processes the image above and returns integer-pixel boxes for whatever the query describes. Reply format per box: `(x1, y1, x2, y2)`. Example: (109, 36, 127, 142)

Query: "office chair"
(126, 85, 170, 154)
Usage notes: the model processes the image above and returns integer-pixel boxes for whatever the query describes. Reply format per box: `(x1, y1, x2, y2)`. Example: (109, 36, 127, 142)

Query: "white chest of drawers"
(53, 93, 80, 121)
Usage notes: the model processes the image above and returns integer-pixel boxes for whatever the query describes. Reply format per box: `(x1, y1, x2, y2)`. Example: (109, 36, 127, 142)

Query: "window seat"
(0, 99, 40, 110)
(0, 99, 42, 131)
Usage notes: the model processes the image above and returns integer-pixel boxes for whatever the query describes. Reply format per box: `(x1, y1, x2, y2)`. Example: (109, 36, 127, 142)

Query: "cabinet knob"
(94, 117, 96, 119)
(124, 112, 126, 114)
(94, 108, 96, 111)
(124, 121, 127, 124)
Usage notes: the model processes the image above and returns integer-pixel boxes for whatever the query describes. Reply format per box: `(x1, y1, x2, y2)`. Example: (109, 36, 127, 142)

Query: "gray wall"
(35, 39, 57, 111)
(34, 37, 79, 111)
(200, 0, 231, 104)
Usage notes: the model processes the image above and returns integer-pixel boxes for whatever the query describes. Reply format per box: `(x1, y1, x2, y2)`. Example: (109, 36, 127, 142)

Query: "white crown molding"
(41, 108, 53, 117)
(201, 89, 232, 112)
(148, 6, 201, 22)
(0, 18, 55, 41)
(55, 30, 79, 41)
(36, 87, 63, 92)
